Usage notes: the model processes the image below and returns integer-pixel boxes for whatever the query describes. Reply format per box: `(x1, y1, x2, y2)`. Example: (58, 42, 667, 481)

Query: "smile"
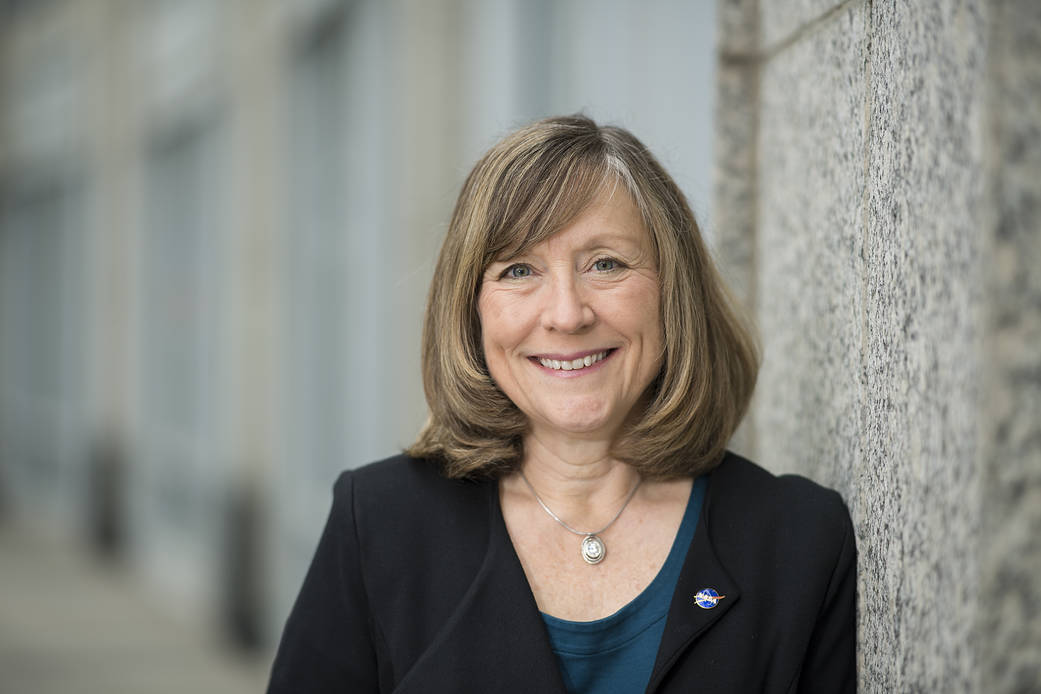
(535, 350, 611, 372)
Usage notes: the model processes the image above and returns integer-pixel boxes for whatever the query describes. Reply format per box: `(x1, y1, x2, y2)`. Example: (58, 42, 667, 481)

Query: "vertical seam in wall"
(857, 0, 874, 467)
(854, 5, 875, 689)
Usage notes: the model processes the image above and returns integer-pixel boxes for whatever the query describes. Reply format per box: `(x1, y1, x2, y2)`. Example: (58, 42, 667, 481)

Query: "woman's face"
(477, 190, 663, 443)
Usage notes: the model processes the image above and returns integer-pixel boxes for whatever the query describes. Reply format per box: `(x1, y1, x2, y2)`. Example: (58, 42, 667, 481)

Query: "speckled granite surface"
(979, 0, 1041, 690)
(860, 2, 987, 690)
(759, 0, 849, 51)
(754, 3, 867, 498)
(713, 0, 760, 456)
(713, 0, 759, 309)
(714, 0, 1040, 691)
(712, 60, 758, 313)
(716, 0, 759, 56)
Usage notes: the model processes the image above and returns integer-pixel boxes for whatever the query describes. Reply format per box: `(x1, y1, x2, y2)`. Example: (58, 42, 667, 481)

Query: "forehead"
(535, 188, 649, 252)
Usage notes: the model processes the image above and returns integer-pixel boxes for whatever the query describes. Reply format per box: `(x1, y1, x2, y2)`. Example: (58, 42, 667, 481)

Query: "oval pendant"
(581, 535, 606, 565)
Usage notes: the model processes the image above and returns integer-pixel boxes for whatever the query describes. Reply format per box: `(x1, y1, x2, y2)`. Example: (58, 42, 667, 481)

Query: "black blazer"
(268, 452, 856, 693)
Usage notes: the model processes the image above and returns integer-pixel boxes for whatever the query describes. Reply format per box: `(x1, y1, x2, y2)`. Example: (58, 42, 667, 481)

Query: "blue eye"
(593, 258, 618, 272)
(503, 264, 532, 279)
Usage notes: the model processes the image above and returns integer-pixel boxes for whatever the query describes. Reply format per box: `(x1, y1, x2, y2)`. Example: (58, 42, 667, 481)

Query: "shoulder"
(708, 451, 851, 527)
(337, 452, 482, 497)
(705, 451, 854, 575)
(330, 454, 493, 586)
(328, 454, 494, 661)
(333, 453, 492, 539)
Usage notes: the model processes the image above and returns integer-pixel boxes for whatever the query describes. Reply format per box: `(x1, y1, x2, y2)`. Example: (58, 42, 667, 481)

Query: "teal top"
(541, 475, 707, 694)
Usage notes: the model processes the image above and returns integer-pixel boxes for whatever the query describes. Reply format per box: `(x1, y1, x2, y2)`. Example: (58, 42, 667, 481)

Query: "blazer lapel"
(392, 472, 741, 694)
(392, 485, 567, 694)
(645, 475, 742, 693)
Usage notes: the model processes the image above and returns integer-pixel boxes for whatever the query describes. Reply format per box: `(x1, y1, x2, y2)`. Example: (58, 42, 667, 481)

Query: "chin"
(543, 411, 617, 438)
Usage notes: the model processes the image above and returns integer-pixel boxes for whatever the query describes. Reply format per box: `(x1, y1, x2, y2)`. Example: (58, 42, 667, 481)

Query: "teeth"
(538, 351, 608, 371)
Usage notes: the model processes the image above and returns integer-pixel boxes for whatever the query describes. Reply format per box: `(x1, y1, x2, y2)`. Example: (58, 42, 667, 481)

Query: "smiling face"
(477, 189, 663, 444)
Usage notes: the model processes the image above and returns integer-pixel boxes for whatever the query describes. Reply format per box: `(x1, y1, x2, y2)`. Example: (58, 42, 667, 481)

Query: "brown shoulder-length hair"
(407, 114, 759, 480)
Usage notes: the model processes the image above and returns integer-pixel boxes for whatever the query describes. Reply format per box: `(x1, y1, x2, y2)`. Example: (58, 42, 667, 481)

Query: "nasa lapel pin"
(694, 588, 726, 609)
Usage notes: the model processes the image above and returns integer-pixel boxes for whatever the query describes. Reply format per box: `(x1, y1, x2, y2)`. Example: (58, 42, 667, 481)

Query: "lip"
(528, 348, 617, 377)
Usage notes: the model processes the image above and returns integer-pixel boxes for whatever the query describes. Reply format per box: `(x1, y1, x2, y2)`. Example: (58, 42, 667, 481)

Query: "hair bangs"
(482, 144, 616, 266)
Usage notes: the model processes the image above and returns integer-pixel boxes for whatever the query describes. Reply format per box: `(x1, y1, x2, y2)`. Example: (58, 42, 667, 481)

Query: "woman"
(268, 115, 856, 693)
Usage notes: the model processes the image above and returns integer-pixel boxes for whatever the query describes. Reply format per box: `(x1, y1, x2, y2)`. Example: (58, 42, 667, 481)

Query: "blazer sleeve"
(267, 471, 381, 693)
(794, 498, 858, 694)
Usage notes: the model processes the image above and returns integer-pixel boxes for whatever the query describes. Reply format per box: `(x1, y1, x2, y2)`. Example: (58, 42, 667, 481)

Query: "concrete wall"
(714, 0, 1041, 691)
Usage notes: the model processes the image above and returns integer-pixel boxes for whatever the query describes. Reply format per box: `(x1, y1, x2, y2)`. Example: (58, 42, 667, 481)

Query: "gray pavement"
(0, 524, 271, 694)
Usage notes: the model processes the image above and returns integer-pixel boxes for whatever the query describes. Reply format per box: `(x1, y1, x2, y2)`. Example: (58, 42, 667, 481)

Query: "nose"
(540, 273, 595, 333)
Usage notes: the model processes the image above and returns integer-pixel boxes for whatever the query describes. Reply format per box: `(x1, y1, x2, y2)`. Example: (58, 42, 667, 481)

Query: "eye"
(593, 257, 620, 272)
(501, 263, 533, 279)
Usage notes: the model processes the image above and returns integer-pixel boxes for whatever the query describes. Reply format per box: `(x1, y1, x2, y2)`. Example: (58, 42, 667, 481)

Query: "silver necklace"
(519, 471, 642, 565)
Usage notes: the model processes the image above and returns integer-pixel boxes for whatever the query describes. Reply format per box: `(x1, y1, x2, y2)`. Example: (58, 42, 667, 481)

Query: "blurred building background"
(0, 0, 719, 689)
(7, 1, 1040, 693)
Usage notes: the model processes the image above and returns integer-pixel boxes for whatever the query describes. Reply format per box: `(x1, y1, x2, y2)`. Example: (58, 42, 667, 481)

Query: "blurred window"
(0, 177, 87, 518)
(141, 120, 223, 543)
(285, 16, 350, 494)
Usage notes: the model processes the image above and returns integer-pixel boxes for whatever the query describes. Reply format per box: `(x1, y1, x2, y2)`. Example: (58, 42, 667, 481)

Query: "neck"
(513, 431, 641, 519)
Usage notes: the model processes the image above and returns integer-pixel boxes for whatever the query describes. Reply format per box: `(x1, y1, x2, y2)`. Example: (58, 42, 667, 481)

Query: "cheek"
(617, 284, 661, 336)
(627, 289, 664, 370)
(476, 299, 510, 380)
(476, 292, 495, 347)
(478, 291, 527, 352)
(479, 328, 519, 395)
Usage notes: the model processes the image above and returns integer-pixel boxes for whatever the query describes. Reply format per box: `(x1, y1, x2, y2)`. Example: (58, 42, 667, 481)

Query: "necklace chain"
(518, 471, 642, 538)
